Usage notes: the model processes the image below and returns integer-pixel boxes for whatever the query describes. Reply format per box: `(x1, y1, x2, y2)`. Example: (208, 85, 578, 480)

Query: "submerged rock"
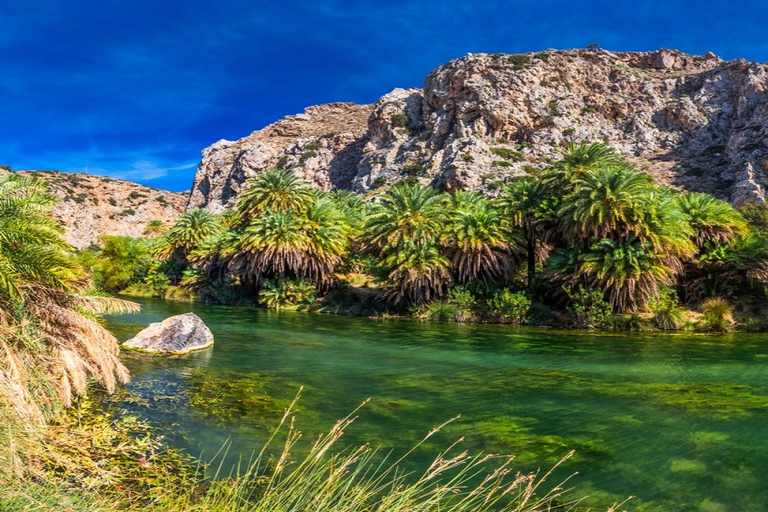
(123, 313, 214, 354)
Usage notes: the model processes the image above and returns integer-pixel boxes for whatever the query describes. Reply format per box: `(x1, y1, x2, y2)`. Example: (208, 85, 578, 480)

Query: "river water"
(105, 297, 768, 511)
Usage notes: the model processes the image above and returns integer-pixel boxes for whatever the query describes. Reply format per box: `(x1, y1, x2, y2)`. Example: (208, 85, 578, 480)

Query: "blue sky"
(2, 0, 767, 191)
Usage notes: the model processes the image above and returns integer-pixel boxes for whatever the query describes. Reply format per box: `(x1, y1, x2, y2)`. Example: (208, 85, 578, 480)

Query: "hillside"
(0, 170, 186, 249)
(187, 48, 768, 211)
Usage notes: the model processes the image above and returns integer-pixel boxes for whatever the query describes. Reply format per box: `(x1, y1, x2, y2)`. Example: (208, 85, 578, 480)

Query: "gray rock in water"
(123, 313, 214, 354)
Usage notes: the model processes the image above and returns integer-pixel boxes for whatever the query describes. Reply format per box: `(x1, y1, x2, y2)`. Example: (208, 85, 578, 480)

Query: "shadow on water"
(105, 297, 768, 511)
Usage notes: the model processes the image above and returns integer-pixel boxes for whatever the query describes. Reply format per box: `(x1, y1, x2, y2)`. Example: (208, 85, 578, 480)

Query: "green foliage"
(698, 297, 734, 332)
(390, 112, 409, 127)
(488, 290, 531, 324)
(491, 147, 525, 162)
(650, 287, 685, 330)
(508, 53, 531, 69)
(258, 278, 317, 309)
(92, 236, 153, 292)
(235, 168, 315, 226)
(606, 314, 648, 332)
(0, 174, 74, 302)
(446, 286, 477, 319)
(419, 300, 459, 322)
(158, 208, 222, 261)
(402, 162, 425, 175)
(163, 285, 197, 302)
(565, 286, 612, 328)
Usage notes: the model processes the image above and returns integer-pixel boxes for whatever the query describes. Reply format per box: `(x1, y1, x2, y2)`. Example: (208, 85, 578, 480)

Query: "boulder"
(123, 313, 214, 354)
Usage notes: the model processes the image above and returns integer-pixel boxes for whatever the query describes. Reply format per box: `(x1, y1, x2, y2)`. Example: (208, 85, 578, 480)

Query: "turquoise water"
(105, 297, 768, 511)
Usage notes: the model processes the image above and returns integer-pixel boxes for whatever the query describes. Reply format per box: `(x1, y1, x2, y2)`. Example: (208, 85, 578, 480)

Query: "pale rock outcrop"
(3, 170, 186, 249)
(123, 313, 214, 354)
(186, 48, 768, 207)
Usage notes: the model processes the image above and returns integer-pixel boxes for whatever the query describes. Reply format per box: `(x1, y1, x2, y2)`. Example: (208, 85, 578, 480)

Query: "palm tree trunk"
(527, 225, 536, 289)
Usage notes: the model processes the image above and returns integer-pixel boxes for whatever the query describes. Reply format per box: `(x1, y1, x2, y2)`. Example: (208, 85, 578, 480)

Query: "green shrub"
(90, 236, 152, 292)
(698, 297, 734, 332)
(650, 287, 684, 330)
(446, 286, 478, 322)
(508, 54, 531, 69)
(164, 285, 197, 302)
(491, 147, 525, 162)
(488, 290, 531, 324)
(607, 314, 648, 332)
(421, 301, 459, 322)
(565, 286, 612, 328)
(390, 112, 409, 128)
(526, 302, 556, 326)
(259, 279, 317, 310)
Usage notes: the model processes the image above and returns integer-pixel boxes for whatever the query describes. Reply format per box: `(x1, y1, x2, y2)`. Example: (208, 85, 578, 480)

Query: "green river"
(105, 297, 768, 511)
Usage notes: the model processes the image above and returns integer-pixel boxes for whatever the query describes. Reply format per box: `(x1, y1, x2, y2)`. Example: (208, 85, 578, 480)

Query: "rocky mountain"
(188, 48, 768, 211)
(1, 170, 186, 249)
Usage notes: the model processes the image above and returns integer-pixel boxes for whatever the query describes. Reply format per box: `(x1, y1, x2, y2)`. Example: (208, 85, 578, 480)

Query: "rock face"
(122, 313, 214, 354)
(187, 48, 768, 208)
(1, 170, 187, 249)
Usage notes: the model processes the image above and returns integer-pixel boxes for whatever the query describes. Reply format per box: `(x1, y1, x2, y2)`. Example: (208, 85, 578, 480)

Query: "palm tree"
(157, 208, 223, 261)
(231, 199, 350, 289)
(634, 188, 695, 261)
(0, 174, 136, 423)
(579, 236, 674, 312)
(384, 241, 453, 305)
(0, 176, 72, 302)
(443, 193, 516, 284)
(558, 163, 654, 242)
(233, 209, 308, 283)
(364, 183, 447, 256)
(542, 142, 622, 197)
(677, 192, 749, 250)
(302, 198, 352, 288)
(142, 219, 167, 237)
(188, 229, 240, 281)
(685, 234, 768, 301)
(499, 178, 555, 287)
(235, 168, 315, 226)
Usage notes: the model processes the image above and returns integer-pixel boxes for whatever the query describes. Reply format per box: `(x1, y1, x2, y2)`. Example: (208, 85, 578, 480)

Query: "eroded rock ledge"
(187, 48, 768, 209)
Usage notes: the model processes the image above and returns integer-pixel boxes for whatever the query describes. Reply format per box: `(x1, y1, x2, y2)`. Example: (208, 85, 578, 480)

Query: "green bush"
(259, 279, 317, 310)
(390, 112, 409, 127)
(421, 301, 459, 322)
(698, 297, 734, 332)
(508, 54, 531, 69)
(164, 286, 197, 302)
(488, 290, 531, 324)
(650, 287, 684, 330)
(607, 314, 648, 332)
(89, 236, 152, 292)
(491, 147, 525, 162)
(446, 286, 478, 322)
(565, 286, 611, 328)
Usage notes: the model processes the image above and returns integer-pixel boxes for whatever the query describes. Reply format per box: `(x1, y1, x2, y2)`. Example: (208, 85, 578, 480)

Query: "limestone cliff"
(188, 48, 768, 209)
(4, 170, 186, 249)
